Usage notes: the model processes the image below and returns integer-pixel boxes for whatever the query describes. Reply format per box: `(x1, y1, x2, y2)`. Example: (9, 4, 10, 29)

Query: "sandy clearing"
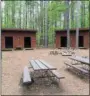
(2, 48, 89, 95)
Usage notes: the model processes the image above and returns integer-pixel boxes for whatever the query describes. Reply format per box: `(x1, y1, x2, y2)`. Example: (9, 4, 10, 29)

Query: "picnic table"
(61, 51, 72, 56)
(64, 55, 89, 77)
(30, 59, 57, 71)
(69, 56, 89, 65)
(29, 59, 64, 83)
(61, 49, 75, 56)
(23, 59, 65, 85)
(50, 50, 58, 55)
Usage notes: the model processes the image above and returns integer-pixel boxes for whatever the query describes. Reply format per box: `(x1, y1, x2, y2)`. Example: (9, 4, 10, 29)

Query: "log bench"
(23, 66, 32, 84)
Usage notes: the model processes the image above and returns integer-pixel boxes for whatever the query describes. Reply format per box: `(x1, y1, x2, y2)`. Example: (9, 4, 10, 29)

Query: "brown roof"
(55, 28, 89, 32)
(1, 28, 37, 33)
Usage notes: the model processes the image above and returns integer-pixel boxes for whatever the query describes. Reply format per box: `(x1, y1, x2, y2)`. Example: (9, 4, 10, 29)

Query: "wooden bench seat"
(82, 67, 90, 71)
(15, 46, 23, 50)
(64, 61, 80, 65)
(39, 60, 64, 79)
(64, 62, 89, 75)
(23, 66, 32, 84)
(62, 52, 72, 56)
(64, 61, 71, 65)
(51, 70, 65, 79)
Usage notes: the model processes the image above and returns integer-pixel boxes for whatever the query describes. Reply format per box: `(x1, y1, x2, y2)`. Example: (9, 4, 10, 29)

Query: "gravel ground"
(2, 48, 89, 95)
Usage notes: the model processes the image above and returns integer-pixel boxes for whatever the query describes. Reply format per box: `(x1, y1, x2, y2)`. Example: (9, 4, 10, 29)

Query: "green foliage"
(1, 1, 89, 47)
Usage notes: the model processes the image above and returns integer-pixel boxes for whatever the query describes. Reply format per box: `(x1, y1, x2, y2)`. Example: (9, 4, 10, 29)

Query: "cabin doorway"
(79, 36, 84, 47)
(24, 37, 31, 48)
(5, 37, 13, 48)
(61, 36, 67, 47)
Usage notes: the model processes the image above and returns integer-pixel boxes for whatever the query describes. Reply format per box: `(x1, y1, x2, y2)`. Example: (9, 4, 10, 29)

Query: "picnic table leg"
(45, 70, 53, 85)
(42, 70, 53, 85)
(47, 70, 60, 85)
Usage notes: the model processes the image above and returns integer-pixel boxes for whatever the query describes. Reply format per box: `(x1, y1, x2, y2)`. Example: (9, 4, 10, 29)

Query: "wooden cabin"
(1, 28, 37, 50)
(55, 28, 89, 49)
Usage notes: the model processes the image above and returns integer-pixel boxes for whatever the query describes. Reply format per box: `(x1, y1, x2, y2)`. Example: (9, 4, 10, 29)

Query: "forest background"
(1, 0, 89, 47)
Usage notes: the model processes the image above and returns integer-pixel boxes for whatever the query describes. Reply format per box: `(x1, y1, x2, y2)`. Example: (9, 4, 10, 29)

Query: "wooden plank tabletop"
(35, 60, 48, 70)
(69, 56, 89, 65)
(30, 60, 41, 70)
(39, 59, 57, 70)
(30, 59, 57, 71)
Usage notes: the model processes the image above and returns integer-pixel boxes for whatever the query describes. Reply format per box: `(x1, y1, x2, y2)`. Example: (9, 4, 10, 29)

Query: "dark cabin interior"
(5, 37, 13, 48)
(79, 36, 84, 47)
(61, 36, 67, 47)
(24, 37, 31, 48)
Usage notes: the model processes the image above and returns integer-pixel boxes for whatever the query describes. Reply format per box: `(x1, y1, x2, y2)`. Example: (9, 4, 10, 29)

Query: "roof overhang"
(55, 28, 89, 33)
(1, 28, 37, 33)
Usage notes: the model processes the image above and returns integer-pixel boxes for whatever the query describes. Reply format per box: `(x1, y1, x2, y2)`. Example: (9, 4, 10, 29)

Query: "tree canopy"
(1, 0, 89, 47)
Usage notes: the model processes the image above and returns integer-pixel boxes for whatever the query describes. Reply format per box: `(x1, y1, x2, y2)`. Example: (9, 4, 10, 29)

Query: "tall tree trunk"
(0, 0, 2, 59)
(4, 1, 8, 28)
(33, 2, 35, 29)
(43, 1, 45, 46)
(19, 1, 21, 28)
(81, 1, 85, 27)
(65, 0, 70, 48)
(76, 1, 80, 48)
(71, 1, 74, 28)
(25, 3, 27, 28)
(64, 12, 67, 28)
(29, 2, 32, 28)
(23, 1, 25, 28)
(12, 1, 15, 28)
(40, 1, 44, 46)
(44, 1, 48, 48)
(59, 14, 61, 28)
